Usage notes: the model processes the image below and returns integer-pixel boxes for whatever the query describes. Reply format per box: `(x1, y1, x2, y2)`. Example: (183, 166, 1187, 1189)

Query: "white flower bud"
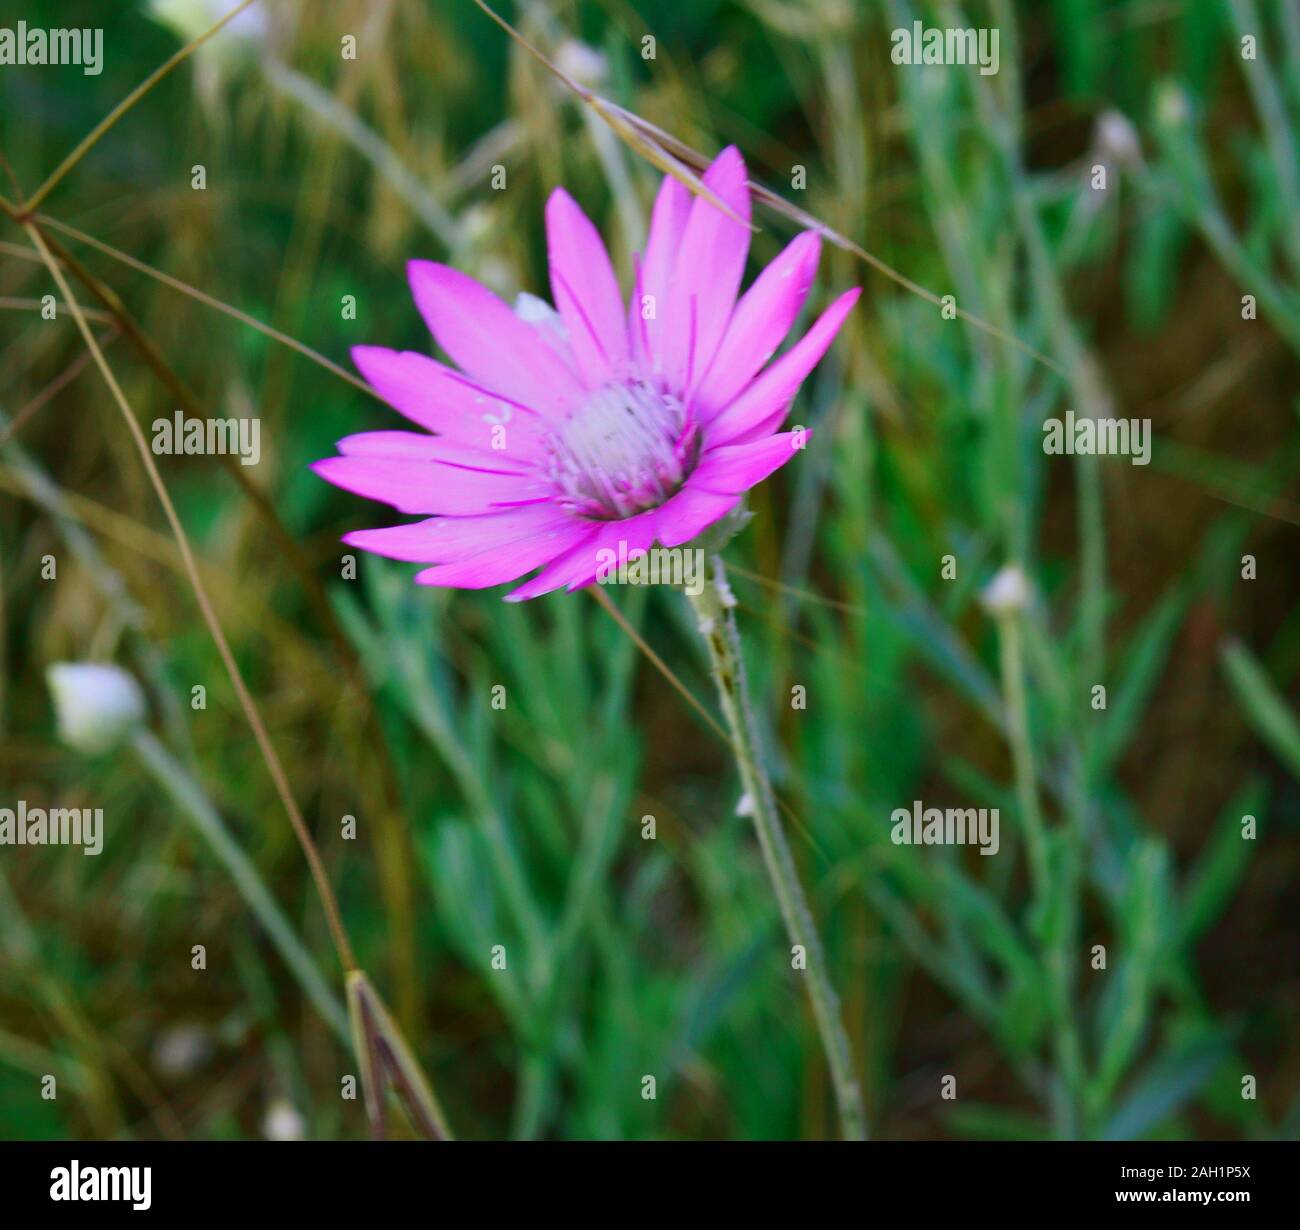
(514, 291, 563, 328)
(980, 564, 1031, 617)
(1096, 110, 1141, 167)
(555, 40, 608, 88)
(152, 1024, 213, 1078)
(460, 204, 495, 247)
(147, 0, 267, 51)
(515, 292, 571, 352)
(262, 1097, 306, 1141)
(47, 662, 146, 754)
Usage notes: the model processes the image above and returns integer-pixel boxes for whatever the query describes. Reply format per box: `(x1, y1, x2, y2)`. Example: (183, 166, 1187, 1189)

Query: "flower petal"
(546, 188, 628, 386)
(502, 526, 601, 601)
(351, 346, 549, 461)
(504, 513, 657, 601)
(658, 147, 752, 393)
(632, 173, 692, 367)
(706, 288, 859, 446)
(312, 455, 548, 515)
(343, 504, 576, 563)
(414, 519, 589, 589)
(694, 231, 822, 417)
(514, 292, 579, 368)
(336, 431, 531, 474)
(406, 261, 585, 420)
(653, 486, 742, 546)
(690, 430, 812, 495)
(562, 514, 659, 593)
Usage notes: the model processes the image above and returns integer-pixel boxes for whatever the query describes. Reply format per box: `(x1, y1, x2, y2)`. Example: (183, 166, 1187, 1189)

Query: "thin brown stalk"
(472, 0, 752, 229)
(25, 218, 425, 1029)
(19, 0, 262, 215)
(589, 586, 830, 863)
(0, 327, 118, 450)
(588, 586, 728, 741)
(23, 219, 358, 976)
(472, 0, 1063, 377)
(0, 296, 113, 324)
(33, 215, 374, 398)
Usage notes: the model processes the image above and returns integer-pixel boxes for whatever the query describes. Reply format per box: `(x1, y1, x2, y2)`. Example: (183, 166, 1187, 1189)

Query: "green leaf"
(948, 1101, 1046, 1141)
(1220, 639, 1300, 780)
(1180, 780, 1267, 943)
(1101, 1032, 1233, 1140)
(1092, 591, 1187, 777)
(1093, 840, 1173, 1105)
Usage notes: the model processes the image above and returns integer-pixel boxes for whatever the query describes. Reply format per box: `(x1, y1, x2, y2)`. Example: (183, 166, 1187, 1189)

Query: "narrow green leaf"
(1220, 639, 1300, 779)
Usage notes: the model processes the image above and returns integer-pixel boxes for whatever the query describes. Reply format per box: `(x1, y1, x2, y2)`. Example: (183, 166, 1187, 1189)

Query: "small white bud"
(1096, 110, 1140, 166)
(261, 1097, 306, 1141)
(515, 292, 572, 360)
(460, 204, 495, 246)
(147, 0, 268, 57)
(980, 564, 1031, 617)
(151, 1024, 213, 1077)
(47, 662, 146, 754)
(513, 291, 560, 325)
(555, 40, 608, 87)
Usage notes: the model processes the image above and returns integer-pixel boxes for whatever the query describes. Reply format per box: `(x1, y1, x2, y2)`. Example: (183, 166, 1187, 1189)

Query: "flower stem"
(995, 610, 1085, 1137)
(687, 555, 867, 1140)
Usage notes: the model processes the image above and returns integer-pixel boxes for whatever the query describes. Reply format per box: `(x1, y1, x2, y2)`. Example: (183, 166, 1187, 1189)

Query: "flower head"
(313, 147, 859, 600)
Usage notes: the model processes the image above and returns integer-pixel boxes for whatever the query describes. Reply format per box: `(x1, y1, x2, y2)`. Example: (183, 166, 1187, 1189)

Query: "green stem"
(687, 555, 867, 1141)
(995, 611, 1085, 1137)
(131, 729, 350, 1046)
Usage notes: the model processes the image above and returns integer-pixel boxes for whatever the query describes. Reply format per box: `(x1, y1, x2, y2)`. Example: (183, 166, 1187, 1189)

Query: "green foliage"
(0, 0, 1295, 1141)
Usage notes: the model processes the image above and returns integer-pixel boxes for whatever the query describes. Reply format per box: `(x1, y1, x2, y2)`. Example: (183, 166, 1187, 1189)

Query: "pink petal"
(690, 430, 812, 495)
(406, 261, 585, 420)
(312, 455, 548, 515)
(706, 288, 860, 447)
(351, 346, 550, 460)
(343, 504, 575, 563)
(337, 431, 531, 474)
(562, 514, 659, 593)
(546, 188, 628, 387)
(694, 231, 822, 416)
(653, 485, 741, 547)
(515, 293, 580, 369)
(501, 526, 600, 601)
(413, 519, 589, 588)
(632, 174, 692, 367)
(658, 147, 752, 393)
(504, 512, 657, 601)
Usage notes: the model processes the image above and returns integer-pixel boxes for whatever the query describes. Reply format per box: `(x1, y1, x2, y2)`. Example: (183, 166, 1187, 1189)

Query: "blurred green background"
(0, 0, 1297, 1140)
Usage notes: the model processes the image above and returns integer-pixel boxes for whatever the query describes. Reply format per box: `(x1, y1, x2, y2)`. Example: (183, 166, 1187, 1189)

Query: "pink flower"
(313, 147, 859, 601)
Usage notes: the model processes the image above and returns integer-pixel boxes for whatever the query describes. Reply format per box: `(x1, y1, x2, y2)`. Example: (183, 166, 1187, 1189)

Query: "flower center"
(548, 379, 698, 519)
